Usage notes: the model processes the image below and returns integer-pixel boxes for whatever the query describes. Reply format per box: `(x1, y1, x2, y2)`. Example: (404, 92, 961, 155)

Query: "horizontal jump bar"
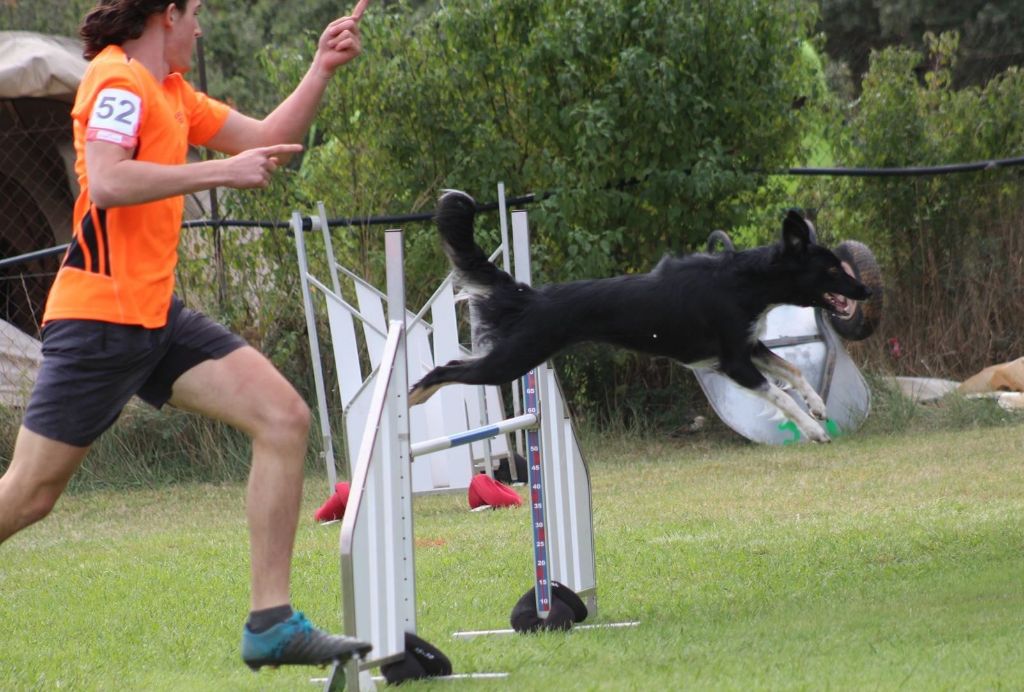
(411, 413, 538, 458)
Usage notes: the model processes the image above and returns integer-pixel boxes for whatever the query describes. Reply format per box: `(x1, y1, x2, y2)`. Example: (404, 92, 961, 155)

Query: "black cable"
(4, 155, 1022, 270)
(783, 155, 1024, 177)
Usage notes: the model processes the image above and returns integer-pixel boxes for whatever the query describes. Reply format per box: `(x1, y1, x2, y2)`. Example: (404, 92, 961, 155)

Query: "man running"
(0, 0, 372, 671)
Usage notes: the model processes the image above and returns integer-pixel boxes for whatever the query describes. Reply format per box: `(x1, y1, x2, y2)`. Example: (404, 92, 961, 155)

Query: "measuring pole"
(522, 367, 552, 618)
(511, 209, 552, 618)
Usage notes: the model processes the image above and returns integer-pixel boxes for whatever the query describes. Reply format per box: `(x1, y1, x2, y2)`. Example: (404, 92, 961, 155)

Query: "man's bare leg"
(169, 345, 371, 668)
(169, 345, 309, 610)
(0, 428, 89, 544)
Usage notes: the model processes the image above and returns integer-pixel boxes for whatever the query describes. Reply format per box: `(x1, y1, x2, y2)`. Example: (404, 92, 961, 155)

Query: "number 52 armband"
(86, 87, 142, 149)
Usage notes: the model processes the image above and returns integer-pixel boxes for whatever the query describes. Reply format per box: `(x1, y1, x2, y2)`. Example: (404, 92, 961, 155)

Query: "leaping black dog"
(409, 190, 870, 442)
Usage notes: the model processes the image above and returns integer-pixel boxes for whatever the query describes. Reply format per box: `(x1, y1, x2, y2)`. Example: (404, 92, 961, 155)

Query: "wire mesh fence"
(0, 99, 72, 334)
(0, 98, 74, 405)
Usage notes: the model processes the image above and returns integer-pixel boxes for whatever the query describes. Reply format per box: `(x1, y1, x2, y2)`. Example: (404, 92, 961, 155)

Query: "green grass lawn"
(2, 421, 1023, 690)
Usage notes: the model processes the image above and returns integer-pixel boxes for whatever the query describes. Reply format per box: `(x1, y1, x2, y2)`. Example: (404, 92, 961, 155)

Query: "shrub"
(808, 32, 1024, 379)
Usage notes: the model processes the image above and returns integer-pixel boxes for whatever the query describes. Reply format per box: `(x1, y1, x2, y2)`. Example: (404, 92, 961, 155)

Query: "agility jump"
(295, 201, 518, 496)
(293, 196, 601, 689)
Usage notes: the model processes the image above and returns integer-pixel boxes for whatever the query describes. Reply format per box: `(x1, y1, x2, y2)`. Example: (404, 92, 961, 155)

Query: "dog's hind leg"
(408, 360, 467, 406)
(408, 380, 447, 406)
(409, 342, 551, 406)
(408, 357, 522, 406)
(752, 342, 828, 421)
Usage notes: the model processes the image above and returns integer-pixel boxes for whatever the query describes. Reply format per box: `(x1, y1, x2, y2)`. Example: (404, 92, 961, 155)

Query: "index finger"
(259, 143, 304, 156)
(352, 0, 371, 21)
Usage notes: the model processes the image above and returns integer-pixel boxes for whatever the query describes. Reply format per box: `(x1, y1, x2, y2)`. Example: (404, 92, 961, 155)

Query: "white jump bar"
(410, 413, 538, 458)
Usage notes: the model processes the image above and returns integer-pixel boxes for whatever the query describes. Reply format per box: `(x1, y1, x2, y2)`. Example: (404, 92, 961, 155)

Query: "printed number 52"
(96, 95, 136, 125)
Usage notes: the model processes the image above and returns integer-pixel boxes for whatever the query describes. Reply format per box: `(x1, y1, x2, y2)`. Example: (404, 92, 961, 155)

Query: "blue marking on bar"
(448, 425, 501, 448)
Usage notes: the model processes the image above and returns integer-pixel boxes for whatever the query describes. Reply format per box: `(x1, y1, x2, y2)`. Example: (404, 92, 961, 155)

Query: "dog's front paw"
(801, 422, 831, 443)
(807, 429, 831, 443)
(805, 393, 828, 421)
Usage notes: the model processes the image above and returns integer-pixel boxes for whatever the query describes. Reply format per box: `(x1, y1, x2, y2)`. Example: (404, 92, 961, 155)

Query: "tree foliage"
(269, 0, 818, 277)
(0, 0, 93, 37)
(807, 33, 1024, 378)
(826, 33, 1024, 266)
(819, 0, 1024, 87)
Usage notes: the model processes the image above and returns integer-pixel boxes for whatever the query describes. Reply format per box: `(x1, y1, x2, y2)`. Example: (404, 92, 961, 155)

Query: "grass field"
(3, 408, 1024, 690)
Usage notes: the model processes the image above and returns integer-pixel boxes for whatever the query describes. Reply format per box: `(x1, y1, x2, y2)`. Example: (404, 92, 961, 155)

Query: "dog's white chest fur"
(749, 306, 778, 345)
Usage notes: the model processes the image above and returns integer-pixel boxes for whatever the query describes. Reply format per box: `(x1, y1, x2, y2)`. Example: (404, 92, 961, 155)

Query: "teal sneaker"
(242, 611, 372, 671)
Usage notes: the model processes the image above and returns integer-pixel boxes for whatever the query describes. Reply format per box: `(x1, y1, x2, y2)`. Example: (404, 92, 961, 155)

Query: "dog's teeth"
(824, 293, 853, 316)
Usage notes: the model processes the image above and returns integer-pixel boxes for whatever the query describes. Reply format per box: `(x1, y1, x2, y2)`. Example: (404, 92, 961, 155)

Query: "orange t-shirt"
(43, 45, 230, 328)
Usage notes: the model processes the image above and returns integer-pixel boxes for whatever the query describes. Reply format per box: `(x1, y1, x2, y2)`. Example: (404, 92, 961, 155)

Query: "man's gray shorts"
(23, 295, 247, 447)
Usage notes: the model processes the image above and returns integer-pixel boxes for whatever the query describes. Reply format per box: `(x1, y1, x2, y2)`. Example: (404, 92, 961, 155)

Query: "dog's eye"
(827, 266, 841, 276)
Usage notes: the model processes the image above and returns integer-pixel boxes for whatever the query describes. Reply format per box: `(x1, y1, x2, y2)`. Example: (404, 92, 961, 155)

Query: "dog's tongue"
(827, 293, 853, 317)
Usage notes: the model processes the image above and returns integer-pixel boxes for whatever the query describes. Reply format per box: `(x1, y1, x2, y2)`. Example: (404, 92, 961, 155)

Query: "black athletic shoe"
(242, 611, 372, 670)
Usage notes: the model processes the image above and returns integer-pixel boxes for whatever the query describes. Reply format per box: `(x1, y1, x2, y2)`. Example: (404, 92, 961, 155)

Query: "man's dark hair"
(80, 0, 189, 60)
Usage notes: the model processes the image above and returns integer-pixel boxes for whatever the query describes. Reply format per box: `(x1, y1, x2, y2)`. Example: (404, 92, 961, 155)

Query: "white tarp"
(0, 31, 86, 101)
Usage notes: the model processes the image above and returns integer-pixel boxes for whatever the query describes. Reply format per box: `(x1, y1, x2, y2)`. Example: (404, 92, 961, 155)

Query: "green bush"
(806, 32, 1024, 379)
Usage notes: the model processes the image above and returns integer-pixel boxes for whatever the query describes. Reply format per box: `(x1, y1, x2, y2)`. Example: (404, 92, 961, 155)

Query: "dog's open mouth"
(824, 292, 855, 318)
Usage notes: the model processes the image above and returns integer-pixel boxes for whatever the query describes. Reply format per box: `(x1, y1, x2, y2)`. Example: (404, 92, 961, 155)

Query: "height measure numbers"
(523, 369, 552, 618)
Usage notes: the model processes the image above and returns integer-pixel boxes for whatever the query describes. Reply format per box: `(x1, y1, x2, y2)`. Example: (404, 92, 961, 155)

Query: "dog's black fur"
(409, 190, 870, 441)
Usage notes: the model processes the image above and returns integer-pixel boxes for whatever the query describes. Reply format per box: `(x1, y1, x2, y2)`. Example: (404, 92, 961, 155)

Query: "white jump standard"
(294, 198, 605, 690)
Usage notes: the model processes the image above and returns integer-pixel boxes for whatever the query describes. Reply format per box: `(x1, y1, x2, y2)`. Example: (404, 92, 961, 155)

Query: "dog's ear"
(782, 210, 811, 255)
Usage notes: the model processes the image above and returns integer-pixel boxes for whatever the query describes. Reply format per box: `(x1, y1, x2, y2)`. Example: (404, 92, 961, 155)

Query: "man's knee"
(281, 394, 311, 435)
(262, 390, 311, 440)
(0, 478, 63, 534)
(23, 487, 61, 525)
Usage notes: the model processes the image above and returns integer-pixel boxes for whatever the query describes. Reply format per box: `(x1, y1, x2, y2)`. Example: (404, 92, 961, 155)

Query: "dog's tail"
(436, 190, 514, 292)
